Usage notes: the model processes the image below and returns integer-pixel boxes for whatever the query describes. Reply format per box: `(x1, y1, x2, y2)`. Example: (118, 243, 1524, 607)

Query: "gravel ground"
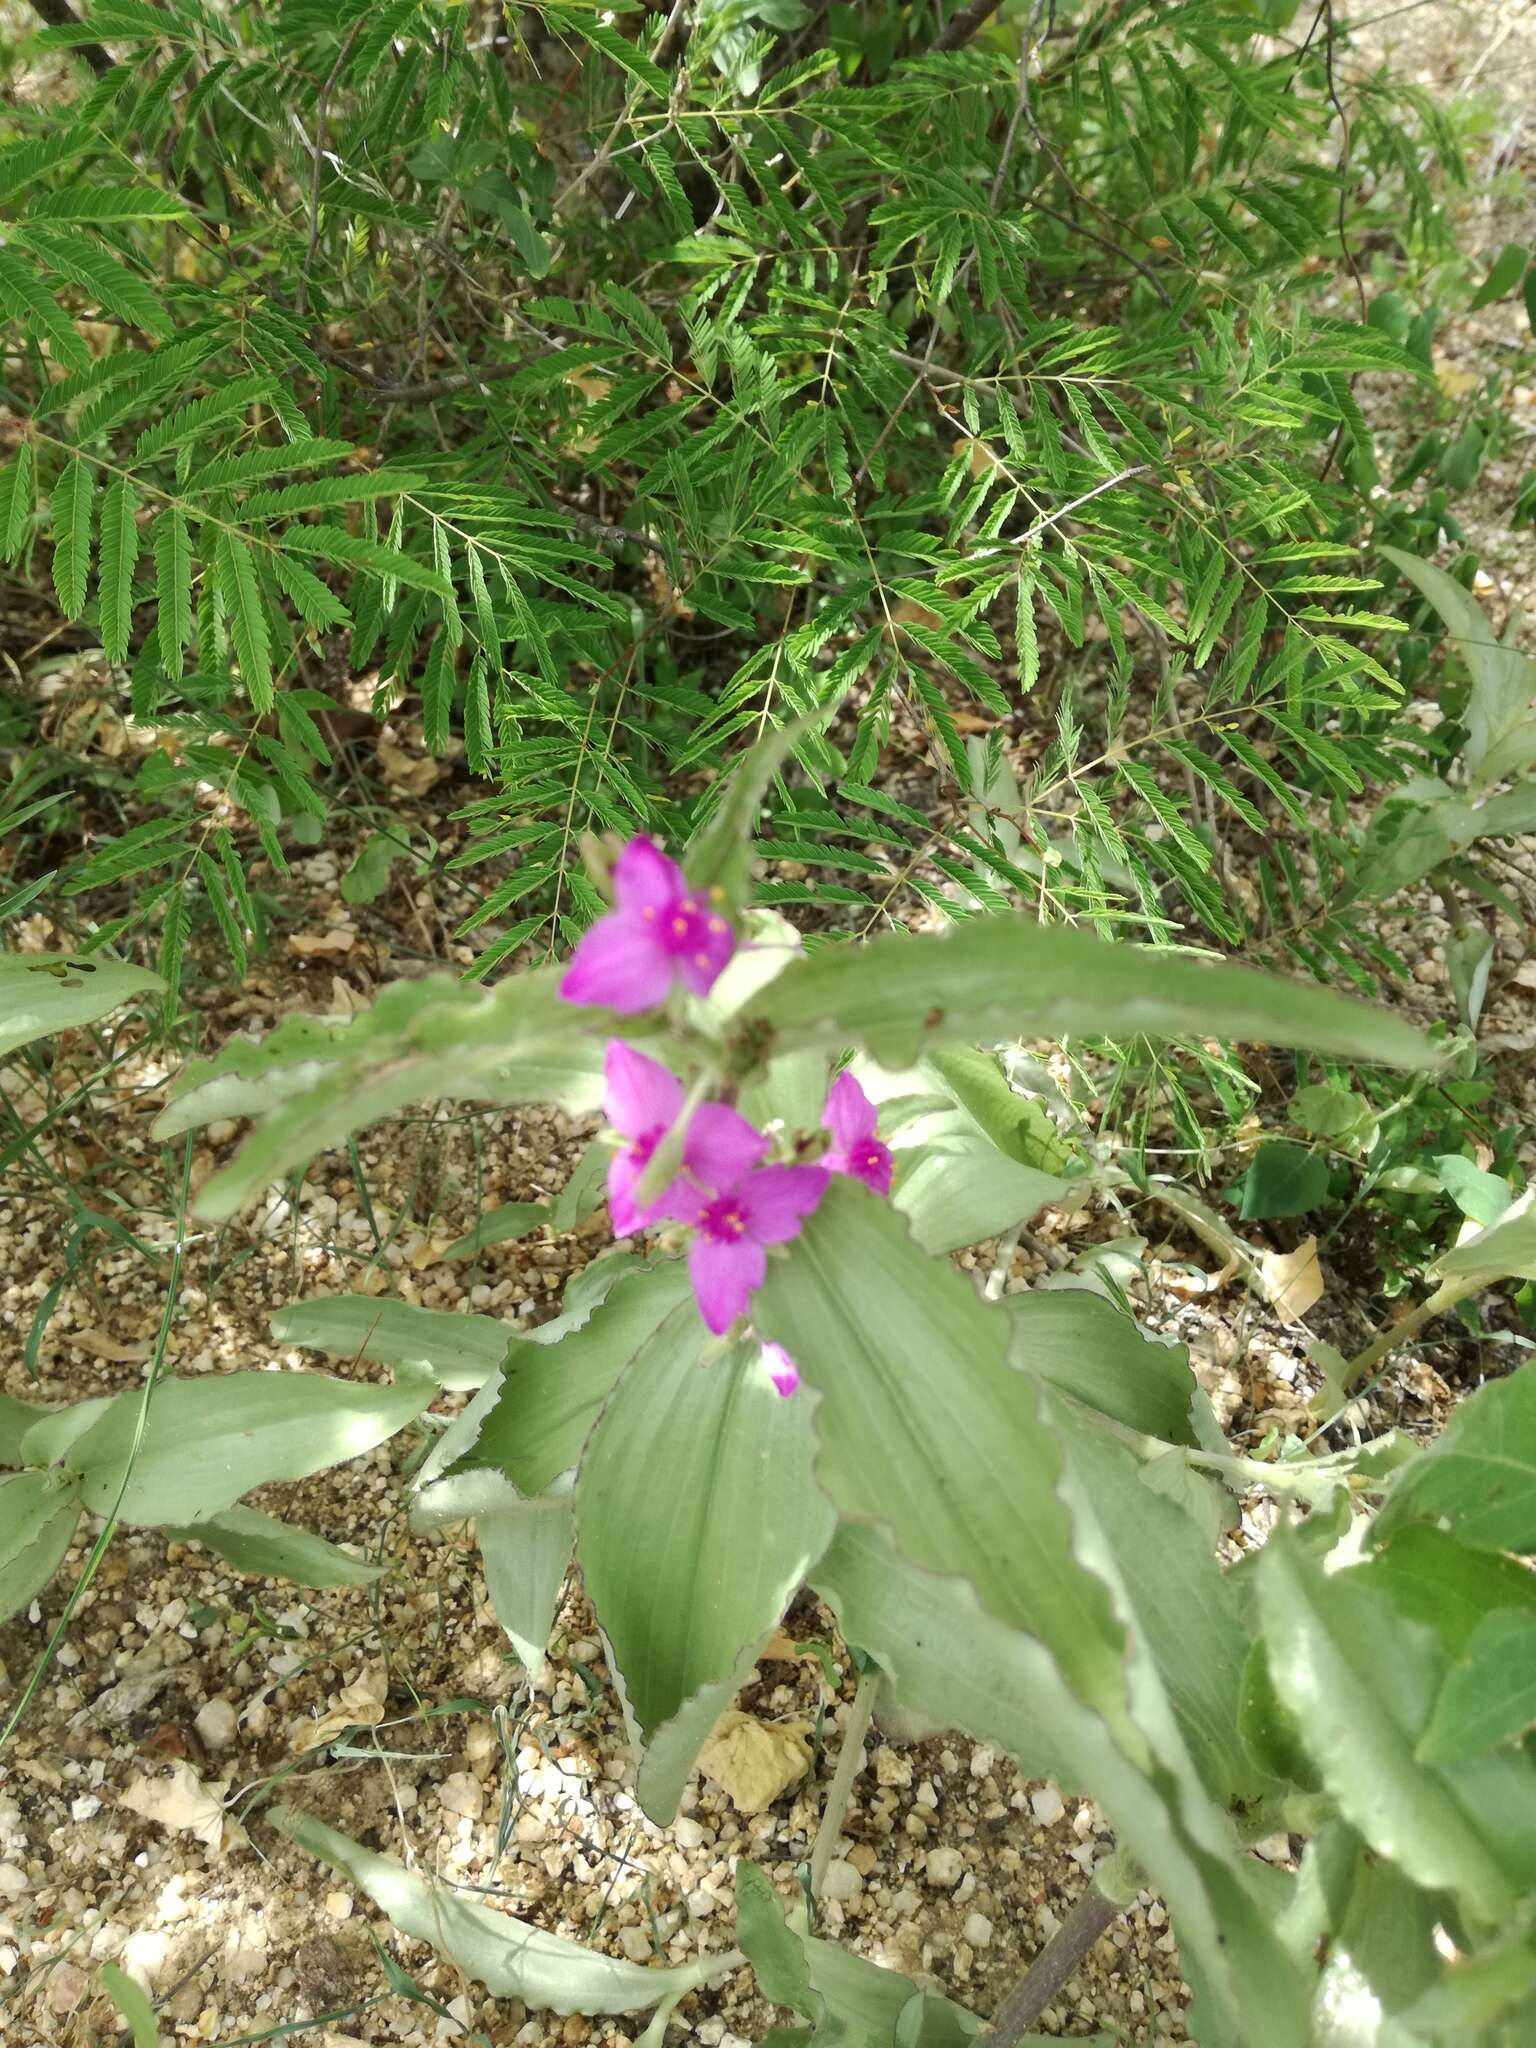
(4, 5, 1535, 2045)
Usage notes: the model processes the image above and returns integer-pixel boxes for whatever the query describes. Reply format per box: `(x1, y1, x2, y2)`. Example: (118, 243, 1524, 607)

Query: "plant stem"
(986, 1869, 1123, 2044)
(810, 1668, 879, 1898)
(1337, 1271, 1485, 1391)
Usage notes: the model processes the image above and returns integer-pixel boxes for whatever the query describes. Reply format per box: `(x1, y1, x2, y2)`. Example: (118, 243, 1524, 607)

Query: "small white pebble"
(684, 1888, 717, 1919)
(963, 1912, 994, 1948)
(924, 1847, 965, 1889)
(0, 1865, 28, 1899)
(324, 1892, 353, 1920)
(1029, 1785, 1065, 1826)
(195, 1699, 238, 1751)
(437, 1772, 484, 1821)
(822, 1859, 863, 1902)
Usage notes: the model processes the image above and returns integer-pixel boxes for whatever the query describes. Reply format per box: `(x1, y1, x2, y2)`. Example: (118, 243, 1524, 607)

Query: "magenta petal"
(761, 1342, 800, 1398)
(603, 1040, 683, 1139)
(739, 1163, 829, 1245)
(854, 1142, 895, 1198)
(559, 912, 675, 1014)
(609, 1148, 693, 1235)
(688, 1233, 765, 1334)
(823, 1068, 878, 1150)
(683, 1101, 769, 1190)
(675, 914, 736, 996)
(613, 835, 687, 915)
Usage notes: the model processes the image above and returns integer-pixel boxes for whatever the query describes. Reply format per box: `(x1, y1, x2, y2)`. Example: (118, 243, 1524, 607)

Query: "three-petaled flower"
(821, 1069, 893, 1196)
(601, 1042, 694, 1237)
(672, 1103, 828, 1334)
(559, 836, 735, 1015)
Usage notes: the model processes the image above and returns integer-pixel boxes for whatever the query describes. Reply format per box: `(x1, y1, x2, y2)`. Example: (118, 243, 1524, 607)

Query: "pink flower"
(761, 1343, 800, 1398)
(821, 1069, 893, 1197)
(602, 1042, 695, 1236)
(559, 837, 735, 1015)
(673, 1102, 828, 1334)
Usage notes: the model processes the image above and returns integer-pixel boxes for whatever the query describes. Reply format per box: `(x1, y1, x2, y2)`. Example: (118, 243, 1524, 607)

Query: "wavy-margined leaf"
(755, 1181, 1132, 1731)
(164, 1506, 384, 1587)
(1373, 1363, 1536, 1555)
(1418, 1610, 1536, 1765)
(440, 1261, 694, 1498)
(890, 1104, 1070, 1253)
(270, 1807, 709, 2014)
(152, 507, 192, 675)
(0, 951, 163, 1059)
(0, 1470, 81, 1625)
(414, 1464, 572, 1670)
(215, 528, 272, 712)
(736, 917, 1435, 1074)
(49, 456, 95, 618)
(763, 1186, 1308, 2047)
(1003, 1290, 1205, 1447)
(272, 1294, 511, 1391)
(62, 1365, 434, 1524)
(157, 970, 602, 1220)
(97, 476, 139, 664)
(1258, 1530, 1536, 1925)
(1435, 1194, 1536, 1286)
(1380, 545, 1536, 790)
(577, 1314, 836, 1821)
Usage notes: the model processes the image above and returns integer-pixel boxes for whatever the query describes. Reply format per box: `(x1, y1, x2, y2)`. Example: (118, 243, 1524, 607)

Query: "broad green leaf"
(1051, 1404, 1264, 1804)
(577, 1317, 836, 1822)
(1257, 1530, 1533, 1922)
(1363, 1526, 1536, 1657)
(440, 1201, 550, 1260)
(812, 1522, 1084, 1785)
(1397, 1925, 1536, 2039)
(412, 1465, 571, 1671)
(926, 1046, 1076, 1171)
(0, 1390, 51, 1463)
(1374, 1363, 1536, 1554)
(1002, 1290, 1203, 1447)
(216, 528, 272, 712)
(756, 1182, 1133, 1732)
(164, 1506, 383, 1587)
(804, 1940, 986, 2048)
(1434, 1155, 1512, 1227)
(1227, 1141, 1330, 1221)
(1436, 1194, 1536, 1285)
(64, 1366, 434, 1524)
(49, 456, 94, 618)
(0, 1470, 81, 1625)
(890, 1106, 1070, 1253)
(736, 919, 1434, 1074)
(19, 1395, 114, 1467)
(443, 1261, 693, 1498)
(735, 1861, 819, 2018)
(1380, 545, 1536, 791)
(153, 508, 192, 677)
(0, 951, 163, 1059)
(1418, 1610, 1536, 1764)
(179, 971, 602, 1221)
(269, 1807, 702, 2014)
(97, 476, 139, 664)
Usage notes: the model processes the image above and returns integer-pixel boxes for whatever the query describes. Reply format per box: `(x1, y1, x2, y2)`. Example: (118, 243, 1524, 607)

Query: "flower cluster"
(561, 836, 895, 1376)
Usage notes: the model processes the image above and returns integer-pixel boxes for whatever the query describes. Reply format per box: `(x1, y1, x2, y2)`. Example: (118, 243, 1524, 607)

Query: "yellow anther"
(671, 917, 689, 935)
(694, 951, 710, 968)
(641, 905, 657, 921)
(708, 917, 728, 934)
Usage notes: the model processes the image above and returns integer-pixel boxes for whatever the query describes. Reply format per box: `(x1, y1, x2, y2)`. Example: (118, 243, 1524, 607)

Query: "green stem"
(810, 1667, 880, 1898)
(1336, 1271, 1485, 1392)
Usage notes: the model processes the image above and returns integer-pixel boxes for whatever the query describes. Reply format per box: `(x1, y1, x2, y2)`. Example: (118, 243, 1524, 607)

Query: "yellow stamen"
(670, 917, 689, 935)
(694, 951, 710, 968)
(641, 905, 656, 921)
(708, 917, 728, 934)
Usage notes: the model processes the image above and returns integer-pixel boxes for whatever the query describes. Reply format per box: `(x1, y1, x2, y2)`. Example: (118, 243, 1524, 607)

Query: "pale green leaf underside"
(0, 952, 164, 1059)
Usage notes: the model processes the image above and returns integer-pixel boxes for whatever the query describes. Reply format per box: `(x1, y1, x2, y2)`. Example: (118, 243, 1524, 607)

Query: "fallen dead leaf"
(65, 1327, 153, 1363)
(328, 974, 371, 1015)
(1513, 961, 1536, 990)
(696, 1710, 812, 1815)
(121, 1761, 232, 1853)
(376, 736, 442, 794)
(288, 927, 358, 959)
(1260, 1235, 1324, 1325)
(290, 1664, 389, 1753)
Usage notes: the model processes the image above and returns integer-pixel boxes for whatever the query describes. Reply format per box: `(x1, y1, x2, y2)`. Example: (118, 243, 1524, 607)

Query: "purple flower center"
(701, 1194, 749, 1242)
(855, 1144, 886, 1176)
(640, 895, 730, 975)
